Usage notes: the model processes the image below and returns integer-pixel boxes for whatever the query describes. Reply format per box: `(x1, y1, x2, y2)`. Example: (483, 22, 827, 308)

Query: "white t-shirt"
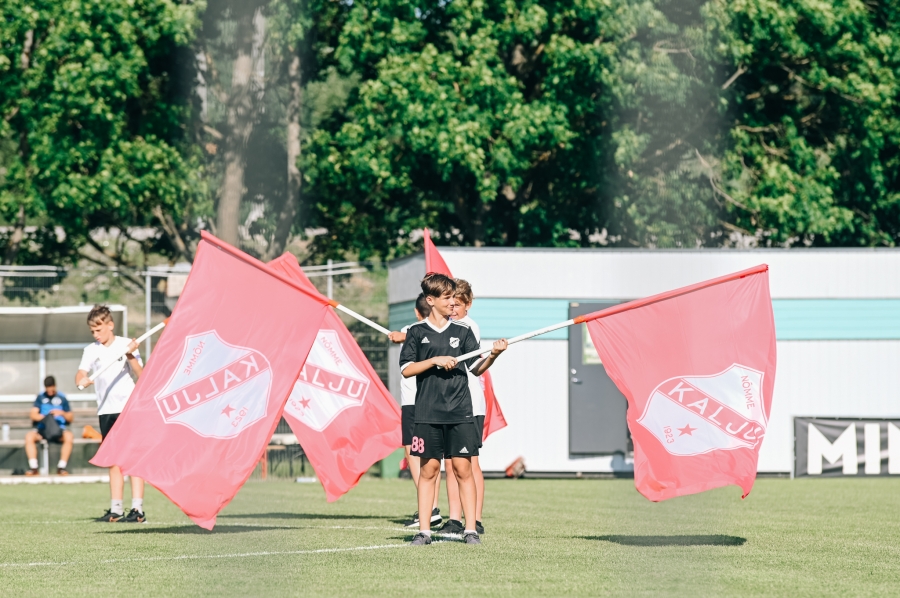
(399, 324, 417, 406)
(457, 315, 487, 416)
(79, 336, 142, 416)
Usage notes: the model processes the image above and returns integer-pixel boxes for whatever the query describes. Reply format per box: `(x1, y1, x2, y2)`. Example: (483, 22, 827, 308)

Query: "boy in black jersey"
(399, 273, 507, 545)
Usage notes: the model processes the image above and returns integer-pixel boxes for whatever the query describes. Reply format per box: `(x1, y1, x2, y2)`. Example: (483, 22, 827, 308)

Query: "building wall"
(388, 248, 900, 474)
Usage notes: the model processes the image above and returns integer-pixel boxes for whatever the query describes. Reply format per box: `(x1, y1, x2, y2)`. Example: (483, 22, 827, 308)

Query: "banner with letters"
(795, 417, 900, 477)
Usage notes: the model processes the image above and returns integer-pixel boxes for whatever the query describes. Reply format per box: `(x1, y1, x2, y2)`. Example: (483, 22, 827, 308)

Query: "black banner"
(794, 417, 900, 477)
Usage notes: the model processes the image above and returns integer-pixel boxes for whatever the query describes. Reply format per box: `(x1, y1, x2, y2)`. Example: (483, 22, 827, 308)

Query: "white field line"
(0, 521, 411, 531)
(0, 541, 459, 568)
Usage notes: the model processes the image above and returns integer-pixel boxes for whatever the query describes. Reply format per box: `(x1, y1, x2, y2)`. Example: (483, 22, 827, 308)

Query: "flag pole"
(77, 319, 169, 390)
(449, 264, 770, 363)
(331, 302, 392, 336)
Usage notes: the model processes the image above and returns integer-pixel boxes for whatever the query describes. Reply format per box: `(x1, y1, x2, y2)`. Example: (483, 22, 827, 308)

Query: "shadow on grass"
(105, 525, 294, 535)
(584, 534, 746, 547)
(218, 512, 384, 521)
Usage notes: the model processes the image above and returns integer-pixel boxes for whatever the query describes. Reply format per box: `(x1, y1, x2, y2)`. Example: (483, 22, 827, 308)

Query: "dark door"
(568, 301, 630, 455)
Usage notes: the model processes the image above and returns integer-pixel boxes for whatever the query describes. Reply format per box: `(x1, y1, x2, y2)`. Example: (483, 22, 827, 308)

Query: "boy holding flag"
(399, 273, 507, 546)
(76, 305, 146, 523)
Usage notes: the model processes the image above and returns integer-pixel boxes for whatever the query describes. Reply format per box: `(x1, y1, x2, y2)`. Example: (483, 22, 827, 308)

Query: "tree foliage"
(2, 0, 899, 265)
(0, 0, 203, 265)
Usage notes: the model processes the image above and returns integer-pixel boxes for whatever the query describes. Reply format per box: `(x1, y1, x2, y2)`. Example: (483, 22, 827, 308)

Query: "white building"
(388, 248, 900, 475)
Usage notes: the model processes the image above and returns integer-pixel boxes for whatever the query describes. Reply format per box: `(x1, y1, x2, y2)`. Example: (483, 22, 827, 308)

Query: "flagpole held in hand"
(331, 302, 392, 336)
(448, 264, 770, 365)
(77, 319, 169, 390)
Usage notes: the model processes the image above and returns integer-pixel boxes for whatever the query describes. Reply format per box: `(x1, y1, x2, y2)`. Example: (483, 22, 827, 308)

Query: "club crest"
(637, 364, 767, 457)
(450, 337, 459, 348)
(284, 330, 369, 432)
(154, 331, 272, 439)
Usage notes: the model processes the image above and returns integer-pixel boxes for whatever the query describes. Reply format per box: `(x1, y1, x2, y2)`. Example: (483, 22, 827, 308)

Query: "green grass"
(2, 477, 899, 596)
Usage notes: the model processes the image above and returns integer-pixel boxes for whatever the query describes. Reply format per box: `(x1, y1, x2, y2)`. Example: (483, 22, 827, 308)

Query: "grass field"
(2, 477, 900, 596)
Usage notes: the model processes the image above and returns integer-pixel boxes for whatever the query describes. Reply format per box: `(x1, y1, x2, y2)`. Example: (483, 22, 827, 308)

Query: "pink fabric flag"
(583, 265, 776, 501)
(267, 254, 402, 501)
(91, 232, 329, 529)
(423, 229, 507, 440)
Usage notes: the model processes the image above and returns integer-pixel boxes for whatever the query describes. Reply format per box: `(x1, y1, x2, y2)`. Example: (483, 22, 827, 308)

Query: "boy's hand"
(77, 376, 92, 388)
(127, 339, 139, 353)
(490, 339, 508, 357)
(388, 331, 406, 344)
(432, 356, 458, 370)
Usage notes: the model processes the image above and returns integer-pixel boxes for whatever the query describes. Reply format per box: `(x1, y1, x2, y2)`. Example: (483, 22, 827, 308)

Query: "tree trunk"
(216, 7, 264, 247)
(267, 52, 302, 259)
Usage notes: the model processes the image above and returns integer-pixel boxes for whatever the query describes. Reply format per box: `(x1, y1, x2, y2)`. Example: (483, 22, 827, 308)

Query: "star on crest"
(677, 424, 697, 436)
(299, 397, 311, 409)
(221, 405, 235, 418)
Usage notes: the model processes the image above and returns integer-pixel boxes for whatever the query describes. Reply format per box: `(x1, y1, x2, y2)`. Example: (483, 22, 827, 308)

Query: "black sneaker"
(403, 511, 420, 528)
(410, 532, 432, 546)
(438, 519, 464, 535)
(118, 508, 147, 523)
(404, 508, 441, 528)
(464, 532, 482, 545)
(95, 510, 125, 522)
(429, 508, 442, 526)
(476, 520, 484, 534)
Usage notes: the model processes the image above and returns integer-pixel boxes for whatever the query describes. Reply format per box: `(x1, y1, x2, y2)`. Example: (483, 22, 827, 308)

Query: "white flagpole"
(333, 303, 392, 336)
(447, 318, 578, 364)
(77, 319, 168, 390)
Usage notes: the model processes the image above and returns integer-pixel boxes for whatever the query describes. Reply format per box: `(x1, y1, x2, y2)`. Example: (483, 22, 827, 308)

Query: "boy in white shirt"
(389, 293, 442, 528)
(75, 305, 145, 523)
(441, 279, 487, 535)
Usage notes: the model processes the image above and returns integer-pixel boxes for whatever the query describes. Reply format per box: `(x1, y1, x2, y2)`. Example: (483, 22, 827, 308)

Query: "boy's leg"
(59, 430, 74, 471)
(473, 455, 484, 521)
(25, 430, 41, 472)
(109, 465, 125, 502)
(450, 456, 477, 532)
(406, 446, 420, 487)
(445, 459, 462, 521)
(417, 458, 441, 533)
(131, 476, 144, 498)
(433, 467, 441, 510)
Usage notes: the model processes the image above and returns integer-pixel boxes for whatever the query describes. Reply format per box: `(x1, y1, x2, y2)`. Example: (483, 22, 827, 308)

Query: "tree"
(304, 0, 736, 257)
(0, 0, 202, 266)
(714, 0, 900, 246)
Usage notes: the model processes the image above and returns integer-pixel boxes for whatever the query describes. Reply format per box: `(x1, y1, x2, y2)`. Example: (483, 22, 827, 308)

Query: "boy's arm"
(402, 356, 457, 378)
(126, 339, 143, 379)
(388, 331, 407, 344)
(398, 327, 456, 377)
(471, 339, 508, 377)
(75, 369, 92, 389)
(29, 406, 42, 422)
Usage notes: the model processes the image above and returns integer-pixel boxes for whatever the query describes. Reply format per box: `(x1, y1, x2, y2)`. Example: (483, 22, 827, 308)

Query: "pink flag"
(423, 229, 507, 441)
(91, 232, 329, 529)
(583, 265, 776, 501)
(268, 254, 402, 501)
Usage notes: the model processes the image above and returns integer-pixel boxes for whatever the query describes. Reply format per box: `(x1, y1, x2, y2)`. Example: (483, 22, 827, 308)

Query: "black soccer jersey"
(398, 319, 481, 424)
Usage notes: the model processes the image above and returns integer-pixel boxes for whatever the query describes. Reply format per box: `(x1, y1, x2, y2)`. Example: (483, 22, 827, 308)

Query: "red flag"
(583, 265, 777, 501)
(268, 254, 402, 501)
(91, 233, 329, 529)
(423, 228, 506, 441)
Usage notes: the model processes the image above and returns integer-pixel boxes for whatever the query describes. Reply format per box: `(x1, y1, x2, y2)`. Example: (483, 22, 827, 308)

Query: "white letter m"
(808, 423, 857, 475)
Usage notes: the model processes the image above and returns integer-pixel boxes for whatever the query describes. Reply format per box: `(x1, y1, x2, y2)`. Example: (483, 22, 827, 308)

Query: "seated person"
(25, 376, 74, 476)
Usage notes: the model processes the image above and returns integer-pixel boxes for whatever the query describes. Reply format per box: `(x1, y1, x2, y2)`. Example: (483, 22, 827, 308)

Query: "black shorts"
(33, 429, 67, 443)
(474, 415, 485, 448)
(411, 422, 480, 460)
(401, 405, 416, 446)
(98, 413, 120, 440)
